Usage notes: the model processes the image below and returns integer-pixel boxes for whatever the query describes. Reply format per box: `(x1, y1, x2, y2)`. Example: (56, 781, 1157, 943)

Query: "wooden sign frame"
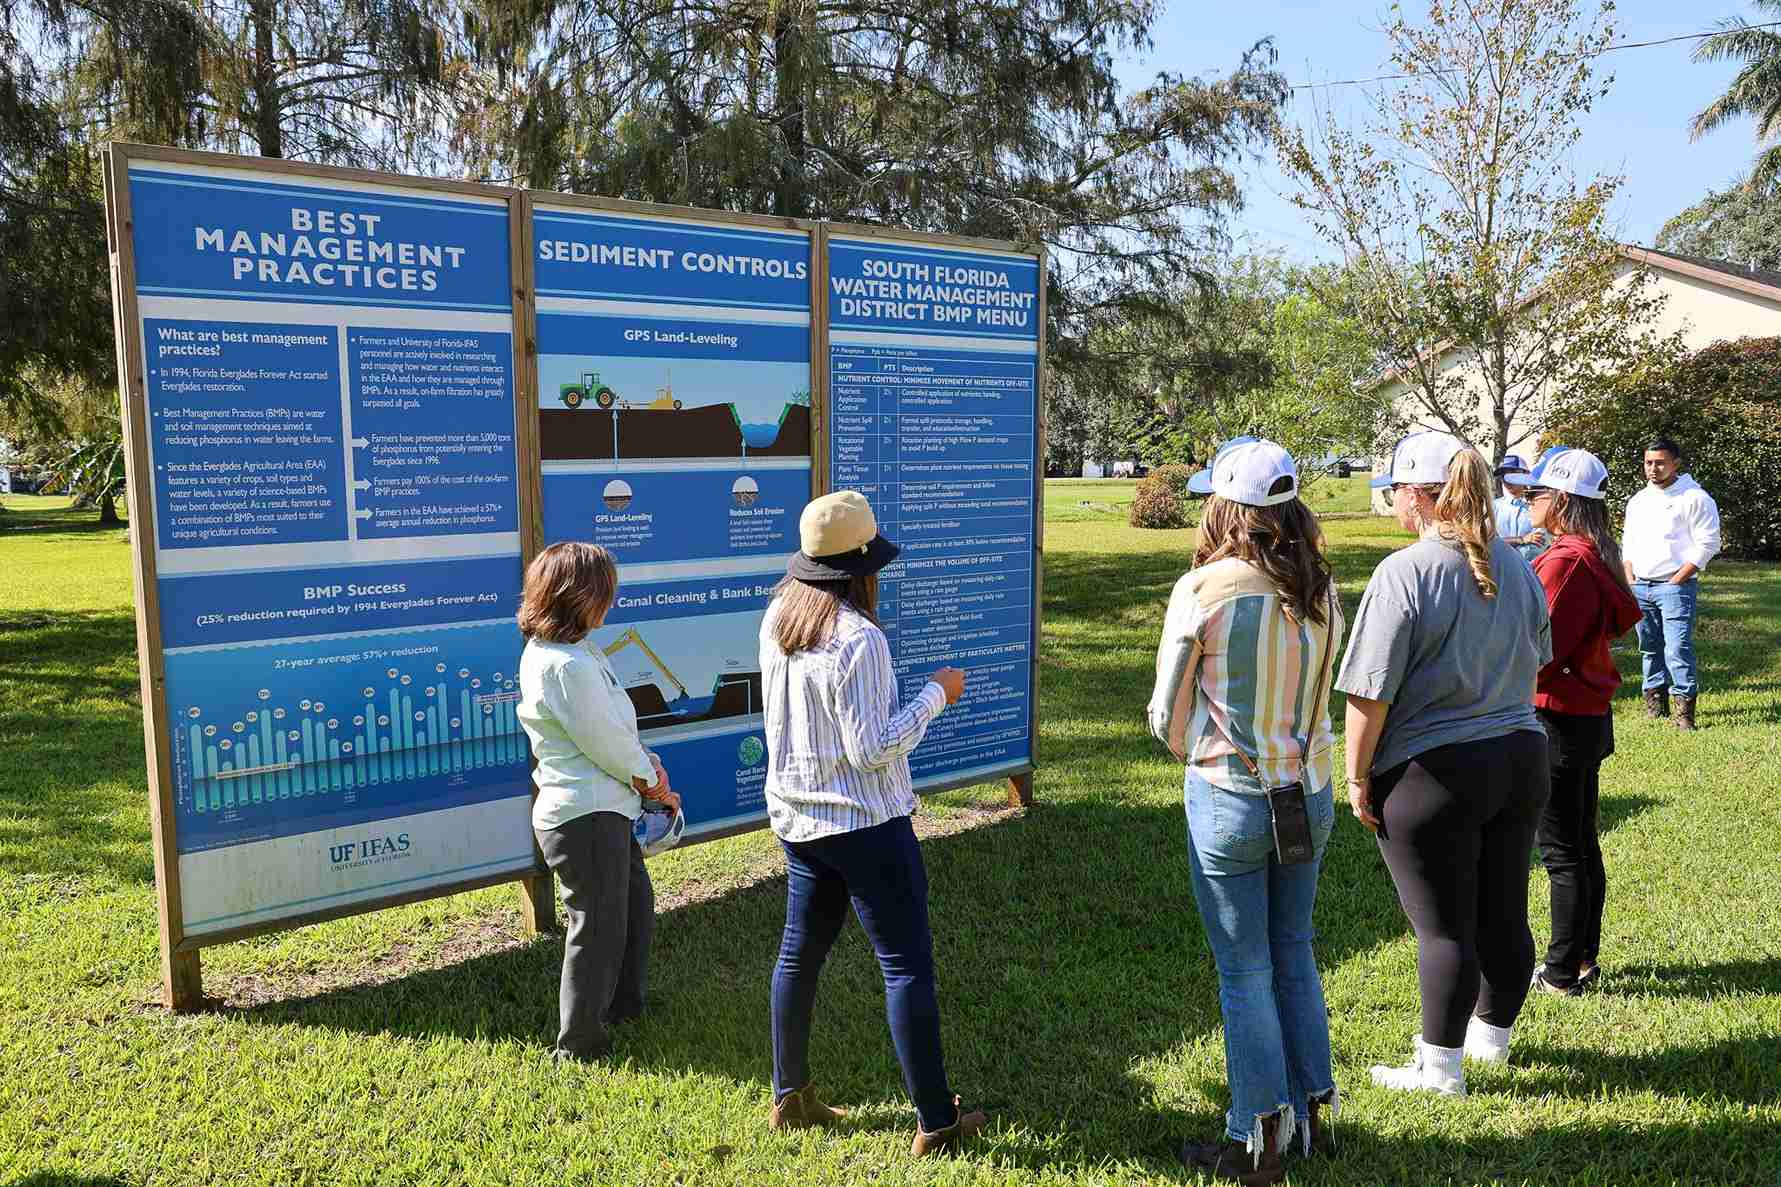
(103, 143, 552, 1010)
(104, 143, 1044, 1012)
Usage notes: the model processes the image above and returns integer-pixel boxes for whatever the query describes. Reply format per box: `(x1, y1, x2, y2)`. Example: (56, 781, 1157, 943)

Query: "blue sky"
(1112, 2, 1766, 261)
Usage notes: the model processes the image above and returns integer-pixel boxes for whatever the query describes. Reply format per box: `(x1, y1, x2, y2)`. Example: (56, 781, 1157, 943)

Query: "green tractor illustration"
(559, 370, 617, 409)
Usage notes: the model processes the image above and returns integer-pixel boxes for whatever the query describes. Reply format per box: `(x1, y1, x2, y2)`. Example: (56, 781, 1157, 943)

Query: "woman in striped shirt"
(758, 491, 982, 1157)
(1149, 439, 1343, 1186)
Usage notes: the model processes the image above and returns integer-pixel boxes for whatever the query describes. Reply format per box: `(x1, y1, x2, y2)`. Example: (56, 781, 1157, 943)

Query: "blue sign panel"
(827, 235, 1040, 786)
(126, 160, 532, 936)
(534, 204, 812, 836)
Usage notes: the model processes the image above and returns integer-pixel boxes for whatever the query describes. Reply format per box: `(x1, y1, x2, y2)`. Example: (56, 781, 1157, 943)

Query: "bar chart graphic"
(165, 621, 532, 853)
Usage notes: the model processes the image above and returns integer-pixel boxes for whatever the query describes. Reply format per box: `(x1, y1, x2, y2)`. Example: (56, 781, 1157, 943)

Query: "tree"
(1547, 337, 1781, 559)
(1, 1, 470, 518)
(1690, 2, 1781, 186)
(1657, 175, 1781, 269)
(1279, 0, 1672, 464)
(455, 0, 1289, 402)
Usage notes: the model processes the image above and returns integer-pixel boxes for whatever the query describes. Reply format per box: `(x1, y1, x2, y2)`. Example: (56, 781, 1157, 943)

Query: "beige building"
(1369, 246, 1781, 511)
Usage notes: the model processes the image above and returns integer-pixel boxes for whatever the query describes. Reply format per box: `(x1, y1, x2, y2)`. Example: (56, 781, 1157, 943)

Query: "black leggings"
(1374, 730, 1551, 1048)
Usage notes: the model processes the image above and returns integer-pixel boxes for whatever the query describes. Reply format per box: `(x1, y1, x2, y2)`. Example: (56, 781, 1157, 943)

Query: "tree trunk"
(98, 494, 120, 525)
(771, 12, 807, 219)
(250, 0, 284, 158)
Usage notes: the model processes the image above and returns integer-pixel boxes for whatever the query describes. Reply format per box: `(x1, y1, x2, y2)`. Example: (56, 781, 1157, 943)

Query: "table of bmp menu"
(829, 342, 1036, 784)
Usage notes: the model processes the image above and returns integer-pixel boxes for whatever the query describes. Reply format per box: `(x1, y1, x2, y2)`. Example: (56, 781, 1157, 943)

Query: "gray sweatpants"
(534, 810, 654, 1059)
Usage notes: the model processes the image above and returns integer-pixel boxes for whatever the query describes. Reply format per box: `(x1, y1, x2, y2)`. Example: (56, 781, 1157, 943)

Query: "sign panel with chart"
(825, 232, 1042, 787)
(531, 202, 813, 836)
(113, 153, 537, 939)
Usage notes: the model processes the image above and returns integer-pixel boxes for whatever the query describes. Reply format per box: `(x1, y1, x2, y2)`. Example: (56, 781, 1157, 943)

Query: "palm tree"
(1692, 3, 1781, 185)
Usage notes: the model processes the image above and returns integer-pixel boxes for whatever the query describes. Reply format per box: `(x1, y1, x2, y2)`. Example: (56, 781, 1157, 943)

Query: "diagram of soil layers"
(537, 354, 811, 461)
(589, 609, 763, 741)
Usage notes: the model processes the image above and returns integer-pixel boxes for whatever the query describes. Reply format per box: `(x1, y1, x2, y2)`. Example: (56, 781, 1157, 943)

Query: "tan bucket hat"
(787, 490, 900, 581)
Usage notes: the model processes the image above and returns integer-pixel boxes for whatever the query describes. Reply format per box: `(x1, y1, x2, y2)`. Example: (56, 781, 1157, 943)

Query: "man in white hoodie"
(1622, 436, 1721, 730)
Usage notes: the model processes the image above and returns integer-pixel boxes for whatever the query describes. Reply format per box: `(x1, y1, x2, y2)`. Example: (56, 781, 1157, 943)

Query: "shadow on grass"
(1610, 957, 1781, 999)
(238, 794, 1411, 1174)
(1293, 1114, 1780, 1187)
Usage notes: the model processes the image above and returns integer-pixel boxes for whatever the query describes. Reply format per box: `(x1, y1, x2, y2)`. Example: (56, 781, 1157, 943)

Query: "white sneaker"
(1464, 1015, 1512, 1065)
(1369, 1035, 1466, 1096)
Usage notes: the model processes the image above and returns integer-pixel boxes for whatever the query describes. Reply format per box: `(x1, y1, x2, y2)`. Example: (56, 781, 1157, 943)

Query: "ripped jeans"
(1185, 768, 1337, 1147)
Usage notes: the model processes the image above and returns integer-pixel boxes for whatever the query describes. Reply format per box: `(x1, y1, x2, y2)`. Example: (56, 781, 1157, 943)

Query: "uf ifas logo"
(328, 833, 412, 864)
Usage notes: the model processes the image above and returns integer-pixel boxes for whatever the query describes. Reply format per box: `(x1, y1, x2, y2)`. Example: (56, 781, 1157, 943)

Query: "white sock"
(1370, 1035, 1466, 1096)
(1464, 1016, 1512, 1065)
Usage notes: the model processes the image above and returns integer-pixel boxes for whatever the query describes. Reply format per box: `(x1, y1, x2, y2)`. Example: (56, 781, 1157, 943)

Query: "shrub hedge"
(1128, 463, 1196, 529)
(1546, 337, 1781, 560)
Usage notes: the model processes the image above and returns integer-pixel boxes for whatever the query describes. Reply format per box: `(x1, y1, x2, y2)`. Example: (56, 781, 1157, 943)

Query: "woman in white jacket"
(516, 541, 680, 1063)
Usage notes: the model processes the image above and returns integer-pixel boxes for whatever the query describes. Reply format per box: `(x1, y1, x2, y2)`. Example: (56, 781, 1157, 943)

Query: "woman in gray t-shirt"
(1337, 433, 1551, 1097)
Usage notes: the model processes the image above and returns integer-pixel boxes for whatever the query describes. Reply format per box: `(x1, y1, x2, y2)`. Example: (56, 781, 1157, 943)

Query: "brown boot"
(1305, 1089, 1338, 1158)
(769, 1083, 848, 1130)
(1673, 695, 1697, 731)
(1181, 1110, 1287, 1185)
(910, 1096, 987, 1156)
(1644, 688, 1669, 719)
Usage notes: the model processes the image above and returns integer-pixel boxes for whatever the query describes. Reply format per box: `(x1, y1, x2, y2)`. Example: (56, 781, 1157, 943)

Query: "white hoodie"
(1622, 473, 1722, 581)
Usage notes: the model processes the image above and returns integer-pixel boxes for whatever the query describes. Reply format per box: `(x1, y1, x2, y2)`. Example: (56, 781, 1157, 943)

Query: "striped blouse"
(1147, 557, 1345, 795)
(759, 601, 948, 843)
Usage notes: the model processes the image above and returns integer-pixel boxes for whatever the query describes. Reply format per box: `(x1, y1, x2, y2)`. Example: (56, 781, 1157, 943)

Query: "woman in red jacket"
(1523, 448, 1643, 996)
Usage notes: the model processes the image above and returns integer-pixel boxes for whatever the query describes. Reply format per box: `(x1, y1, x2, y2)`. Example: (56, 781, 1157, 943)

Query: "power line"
(1290, 19, 1781, 91)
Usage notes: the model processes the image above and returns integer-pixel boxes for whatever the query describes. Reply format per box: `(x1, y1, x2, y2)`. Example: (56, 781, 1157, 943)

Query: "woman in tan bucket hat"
(758, 490, 985, 1156)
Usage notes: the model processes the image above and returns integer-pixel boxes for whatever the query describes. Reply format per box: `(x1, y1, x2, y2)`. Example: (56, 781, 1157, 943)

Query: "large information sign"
(531, 200, 813, 838)
(825, 232, 1043, 789)
(106, 146, 1042, 1010)
(104, 146, 543, 981)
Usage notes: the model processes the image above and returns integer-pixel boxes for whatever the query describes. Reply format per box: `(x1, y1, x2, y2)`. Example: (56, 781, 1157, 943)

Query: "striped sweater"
(1147, 557, 1344, 794)
(760, 602, 948, 843)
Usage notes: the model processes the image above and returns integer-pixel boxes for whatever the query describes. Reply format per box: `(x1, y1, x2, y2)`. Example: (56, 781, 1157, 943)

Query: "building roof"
(1620, 245, 1781, 302)
(1364, 244, 1781, 392)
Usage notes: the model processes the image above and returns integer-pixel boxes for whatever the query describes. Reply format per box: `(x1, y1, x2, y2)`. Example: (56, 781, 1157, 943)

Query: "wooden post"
(509, 188, 558, 935)
(1007, 772, 1033, 808)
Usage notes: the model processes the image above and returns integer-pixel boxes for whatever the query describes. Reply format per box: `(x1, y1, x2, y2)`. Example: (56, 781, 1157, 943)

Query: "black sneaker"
(1531, 965, 1583, 997)
(1575, 962, 1601, 991)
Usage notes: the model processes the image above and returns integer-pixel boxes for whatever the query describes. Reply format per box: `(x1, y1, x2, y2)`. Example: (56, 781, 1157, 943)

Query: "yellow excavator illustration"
(602, 628, 688, 701)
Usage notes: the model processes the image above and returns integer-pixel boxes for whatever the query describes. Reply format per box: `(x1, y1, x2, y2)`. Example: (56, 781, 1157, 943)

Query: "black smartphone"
(1267, 782, 1315, 865)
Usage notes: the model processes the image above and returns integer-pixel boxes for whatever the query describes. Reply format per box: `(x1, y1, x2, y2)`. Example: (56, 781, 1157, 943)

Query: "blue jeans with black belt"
(770, 814, 958, 1132)
(1185, 768, 1336, 1145)
(1633, 577, 1699, 697)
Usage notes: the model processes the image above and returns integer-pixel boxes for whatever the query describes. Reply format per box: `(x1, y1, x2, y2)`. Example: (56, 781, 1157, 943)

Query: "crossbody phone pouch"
(1210, 589, 1337, 867)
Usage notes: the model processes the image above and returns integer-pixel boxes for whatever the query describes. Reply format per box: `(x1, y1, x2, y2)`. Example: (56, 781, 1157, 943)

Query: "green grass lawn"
(1045, 474, 1376, 525)
(3, 494, 1778, 1186)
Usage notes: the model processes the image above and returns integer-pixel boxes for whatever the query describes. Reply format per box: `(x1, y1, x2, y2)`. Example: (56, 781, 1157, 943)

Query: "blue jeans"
(771, 815, 956, 1131)
(1185, 769, 1336, 1143)
(1634, 578, 1699, 697)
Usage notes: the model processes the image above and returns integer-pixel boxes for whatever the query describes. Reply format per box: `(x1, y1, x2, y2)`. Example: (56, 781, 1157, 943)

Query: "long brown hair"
(1411, 448, 1498, 599)
(517, 542, 618, 643)
(770, 574, 879, 655)
(1543, 491, 1632, 595)
(1194, 488, 1333, 625)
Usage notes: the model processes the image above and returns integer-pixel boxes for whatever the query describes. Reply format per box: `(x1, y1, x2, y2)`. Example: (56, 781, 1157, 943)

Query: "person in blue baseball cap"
(1492, 454, 1545, 562)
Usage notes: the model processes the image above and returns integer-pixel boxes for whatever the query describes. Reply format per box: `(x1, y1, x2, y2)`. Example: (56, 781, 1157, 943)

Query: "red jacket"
(1533, 535, 1643, 716)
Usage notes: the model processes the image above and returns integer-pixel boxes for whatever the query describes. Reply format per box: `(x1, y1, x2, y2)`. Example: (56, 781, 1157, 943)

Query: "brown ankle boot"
(1673, 695, 1697, 730)
(1305, 1089, 1338, 1157)
(769, 1083, 847, 1129)
(910, 1096, 987, 1156)
(1181, 1110, 1287, 1185)
(1644, 688, 1669, 719)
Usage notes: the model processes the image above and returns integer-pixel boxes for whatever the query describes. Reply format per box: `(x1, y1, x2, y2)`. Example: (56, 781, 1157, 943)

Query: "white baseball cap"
(1370, 431, 1472, 489)
(1187, 437, 1300, 507)
(1527, 446, 1610, 500)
